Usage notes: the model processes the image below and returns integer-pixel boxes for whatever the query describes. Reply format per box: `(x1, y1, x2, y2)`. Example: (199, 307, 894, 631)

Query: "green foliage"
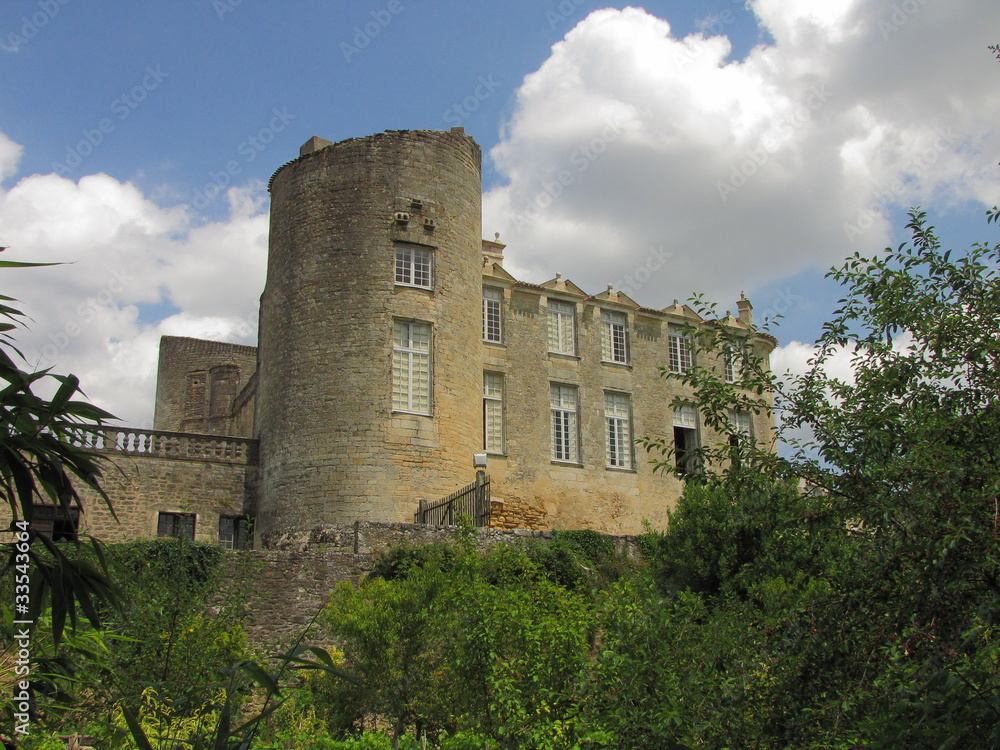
(0, 264, 118, 645)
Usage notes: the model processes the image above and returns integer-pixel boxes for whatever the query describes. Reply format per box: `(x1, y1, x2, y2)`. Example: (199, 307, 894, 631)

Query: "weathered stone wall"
(218, 521, 640, 649)
(480, 271, 777, 535)
(153, 337, 258, 437)
(256, 129, 484, 542)
(28, 429, 258, 544)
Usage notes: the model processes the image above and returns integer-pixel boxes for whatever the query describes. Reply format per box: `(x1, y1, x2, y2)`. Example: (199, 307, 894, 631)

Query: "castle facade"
(21, 128, 777, 546)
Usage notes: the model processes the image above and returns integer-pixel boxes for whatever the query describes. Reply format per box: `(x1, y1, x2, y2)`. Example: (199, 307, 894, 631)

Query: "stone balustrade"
(70, 427, 258, 466)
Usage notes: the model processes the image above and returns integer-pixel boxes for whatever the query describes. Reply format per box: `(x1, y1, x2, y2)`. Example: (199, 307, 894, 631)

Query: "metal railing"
(416, 472, 491, 527)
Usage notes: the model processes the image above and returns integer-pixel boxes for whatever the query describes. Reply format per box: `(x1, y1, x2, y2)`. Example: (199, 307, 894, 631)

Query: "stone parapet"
(72, 427, 259, 466)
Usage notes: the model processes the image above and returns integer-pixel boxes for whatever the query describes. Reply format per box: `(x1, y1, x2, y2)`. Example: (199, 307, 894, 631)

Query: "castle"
(24, 128, 776, 548)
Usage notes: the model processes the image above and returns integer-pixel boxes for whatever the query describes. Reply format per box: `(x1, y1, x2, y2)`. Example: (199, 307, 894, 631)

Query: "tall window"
(392, 320, 431, 414)
(483, 372, 504, 453)
(604, 392, 632, 469)
(547, 300, 575, 355)
(550, 384, 579, 462)
(219, 516, 249, 550)
(723, 347, 736, 383)
(668, 325, 693, 373)
(483, 287, 502, 343)
(601, 310, 628, 363)
(728, 409, 753, 442)
(394, 244, 432, 288)
(157, 512, 195, 540)
(673, 404, 699, 476)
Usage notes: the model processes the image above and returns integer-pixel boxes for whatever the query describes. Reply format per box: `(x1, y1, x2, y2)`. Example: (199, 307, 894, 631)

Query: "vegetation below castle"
(4, 209, 1000, 748)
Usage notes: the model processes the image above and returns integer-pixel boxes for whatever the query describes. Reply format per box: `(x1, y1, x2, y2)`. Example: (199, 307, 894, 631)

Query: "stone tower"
(255, 129, 484, 542)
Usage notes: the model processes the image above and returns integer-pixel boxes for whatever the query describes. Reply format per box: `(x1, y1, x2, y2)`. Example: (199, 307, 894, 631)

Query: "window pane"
(483, 287, 502, 342)
(548, 301, 575, 354)
(484, 373, 504, 453)
(605, 392, 632, 469)
(392, 321, 432, 413)
(601, 311, 627, 363)
(550, 384, 578, 461)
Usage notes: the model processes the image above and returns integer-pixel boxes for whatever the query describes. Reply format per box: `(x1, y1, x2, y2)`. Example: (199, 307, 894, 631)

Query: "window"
(392, 320, 432, 414)
(550, 384, 579, 462)
(728, 409, 753, 443)
(668, 325, 693, 373)
(547, 300, 575, 355)
(483, 372, 504, 453)
(604, 392, 632, 469)
(483, 287, 502, 343)
(157, 512, 195, 540)
(219, 516, 250, 550)
(31, 503, 79, 542)
(723, 347, 736, 383)
(673, 404, 699, 476)
(394, 244, 432, 288)
(601, 310, 628, 363)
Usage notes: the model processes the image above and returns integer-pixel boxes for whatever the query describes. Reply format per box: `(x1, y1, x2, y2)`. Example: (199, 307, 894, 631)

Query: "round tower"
(255, 129, 483, 542)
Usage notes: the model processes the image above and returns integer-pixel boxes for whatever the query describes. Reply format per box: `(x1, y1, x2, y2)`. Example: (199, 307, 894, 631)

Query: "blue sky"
(1, 0, 998, 426)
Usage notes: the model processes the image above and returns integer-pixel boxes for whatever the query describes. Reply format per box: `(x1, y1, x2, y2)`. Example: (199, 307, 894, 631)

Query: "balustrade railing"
(67, 427, 258, 465)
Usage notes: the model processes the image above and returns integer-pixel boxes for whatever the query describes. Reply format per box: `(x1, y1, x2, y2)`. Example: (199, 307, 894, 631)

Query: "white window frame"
(673, 404, 699, 476)
(392, 320, 432, 414)
(547, 300, 576, 355)
(668, 325, 693, 373)
(728, 409, 753, 439)
(483, 372, 504, 454)
(601, 310, 628, 364)
(604, 391, 632, 469)
(723, 347, 736, 383)
(550, 383, 579, 463)
(394, 244, 432, 288)
(483, 287, 503, 343)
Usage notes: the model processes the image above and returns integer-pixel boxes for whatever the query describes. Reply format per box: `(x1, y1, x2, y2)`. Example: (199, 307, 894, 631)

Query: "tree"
(644, 209, 1000, 745)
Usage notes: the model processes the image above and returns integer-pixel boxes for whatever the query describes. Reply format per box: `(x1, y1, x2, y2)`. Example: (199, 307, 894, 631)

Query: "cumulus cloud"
(483, 1, 1000, 309)
(0, 158, 268, 427)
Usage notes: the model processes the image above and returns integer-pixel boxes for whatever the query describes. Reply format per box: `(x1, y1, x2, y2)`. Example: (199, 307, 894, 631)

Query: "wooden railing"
(416, 472, 491, 527)
(68, 427, 258, 466)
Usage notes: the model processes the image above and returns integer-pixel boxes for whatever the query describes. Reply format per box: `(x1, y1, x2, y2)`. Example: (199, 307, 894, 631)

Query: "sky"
(1, 0, 998, 429)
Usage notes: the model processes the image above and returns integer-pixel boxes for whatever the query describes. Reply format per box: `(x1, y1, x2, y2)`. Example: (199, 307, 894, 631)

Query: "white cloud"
(484, 2, 1000, 310)
(0, 132, 23, 184)
(0, 155, 268, 428)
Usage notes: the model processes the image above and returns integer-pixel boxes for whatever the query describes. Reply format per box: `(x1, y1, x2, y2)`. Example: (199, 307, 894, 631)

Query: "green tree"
(644, 210, 1000, 746)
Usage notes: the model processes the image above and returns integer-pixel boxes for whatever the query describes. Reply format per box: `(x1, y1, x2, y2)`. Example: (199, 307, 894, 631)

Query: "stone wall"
(219, 521, 640, 649)
(16, 428, 259, 544)
(153, 337, 258, 437)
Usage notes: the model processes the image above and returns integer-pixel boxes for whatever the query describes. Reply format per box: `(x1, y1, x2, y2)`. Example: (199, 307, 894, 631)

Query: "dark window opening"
(31, 504, 79, 542)
(157, 512, 195, 540)
(674, 426, 699, 476)
(219, 516, 249, 550)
